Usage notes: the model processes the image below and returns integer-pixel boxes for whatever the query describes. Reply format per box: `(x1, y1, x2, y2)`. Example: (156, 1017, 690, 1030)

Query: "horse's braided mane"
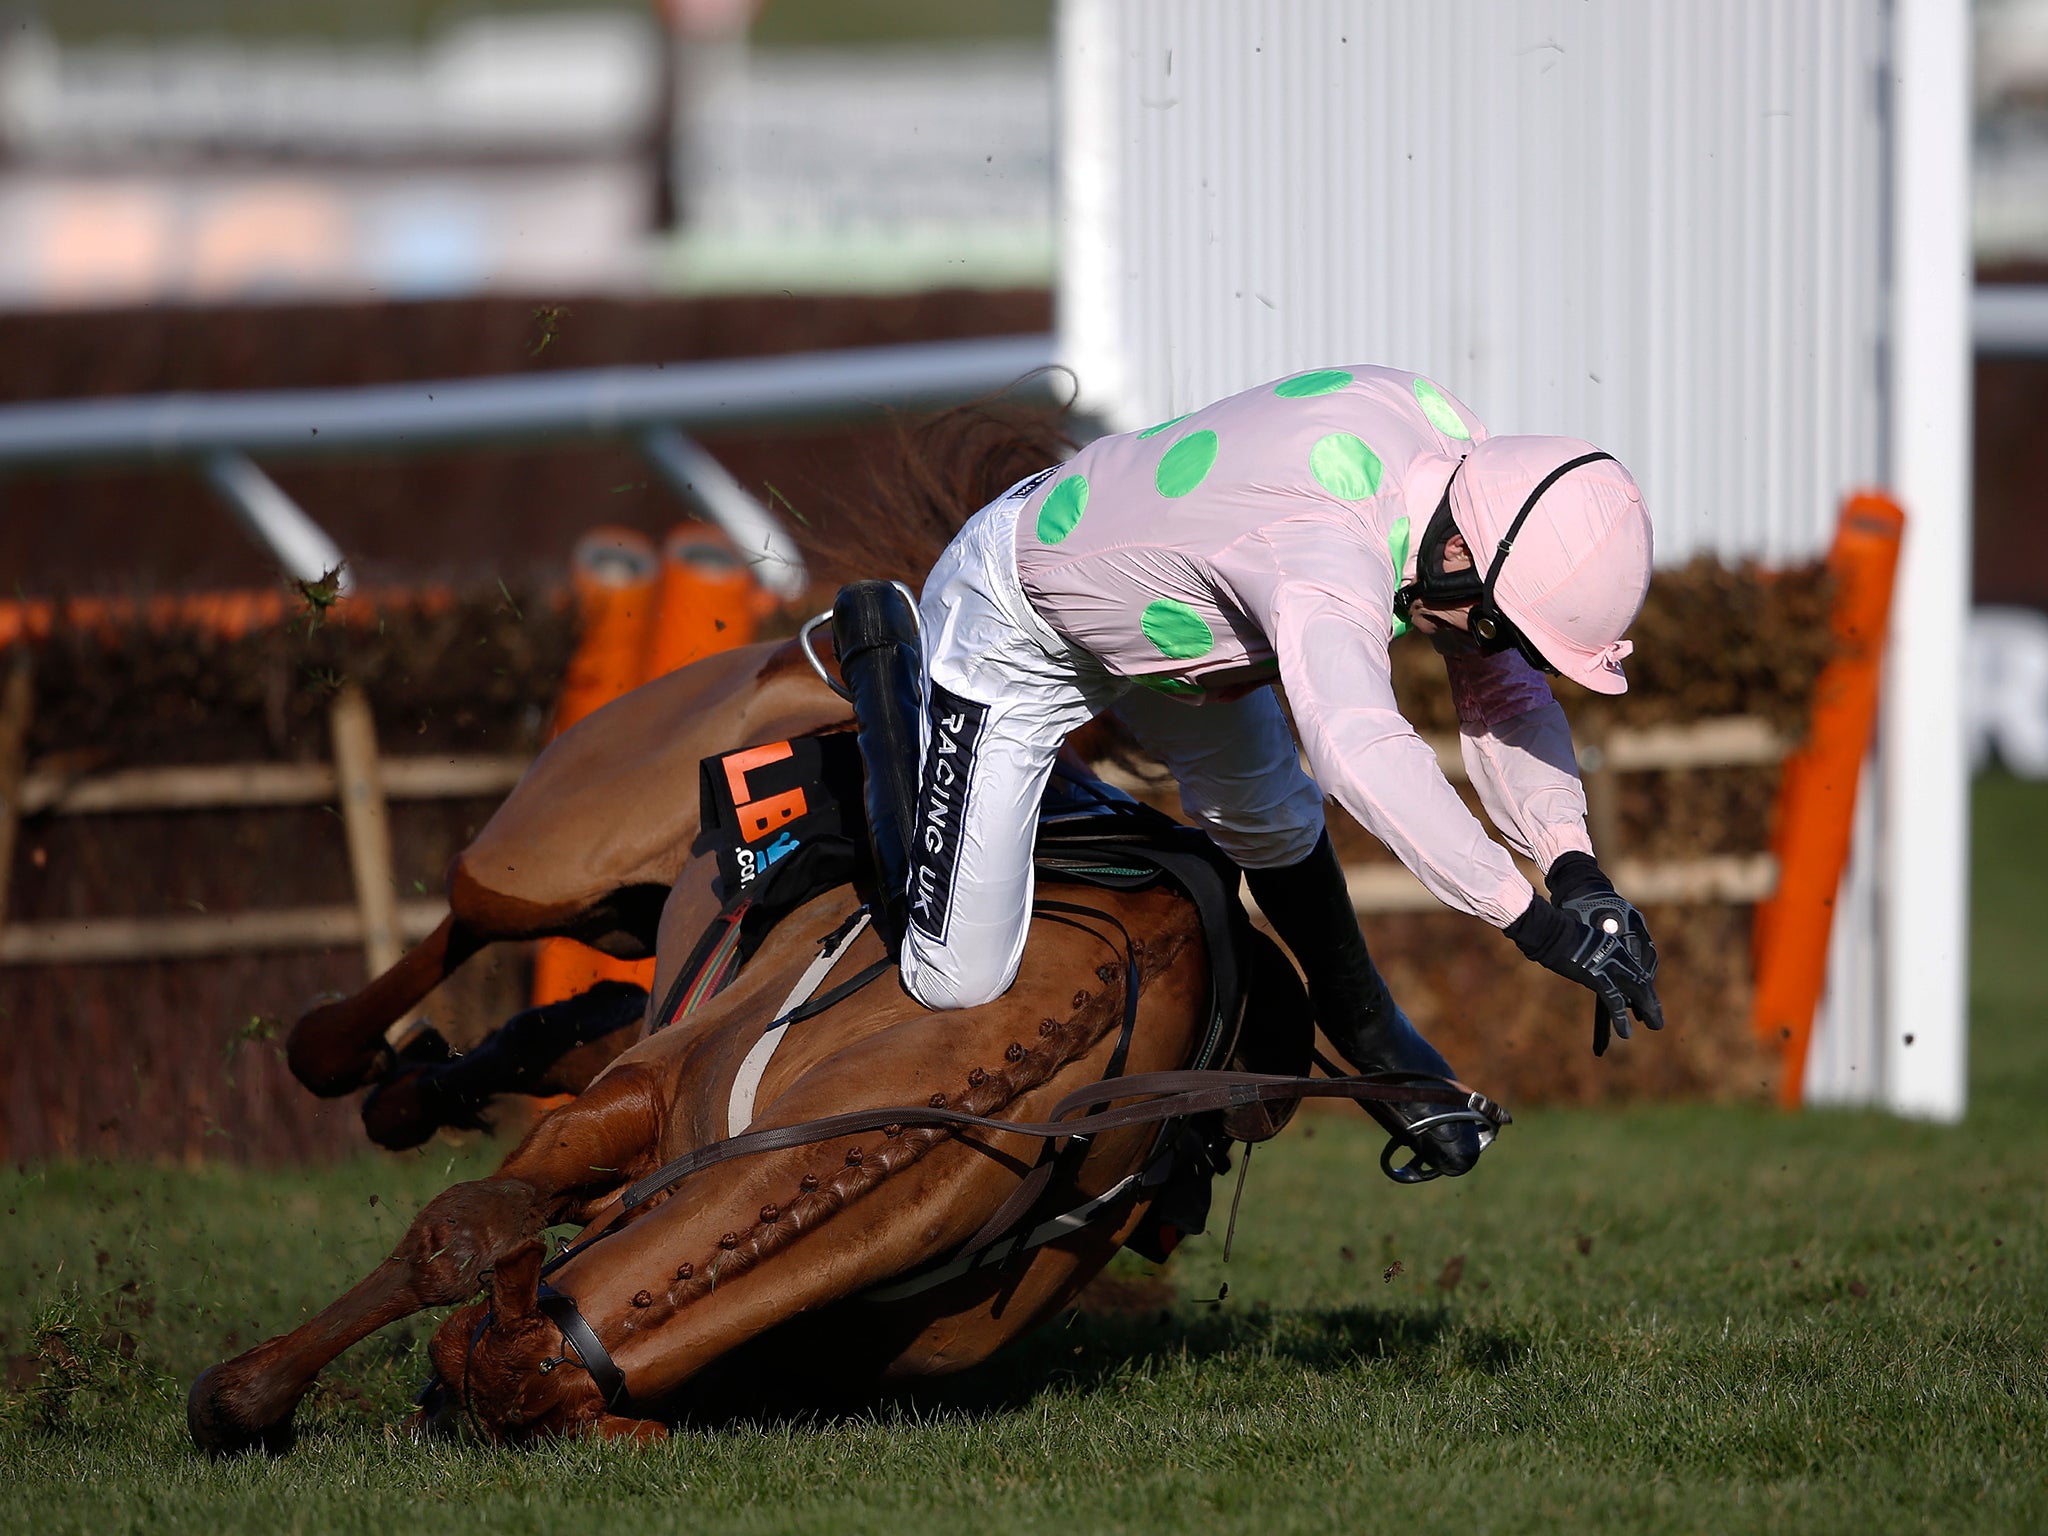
(795, 380, 1078, 588)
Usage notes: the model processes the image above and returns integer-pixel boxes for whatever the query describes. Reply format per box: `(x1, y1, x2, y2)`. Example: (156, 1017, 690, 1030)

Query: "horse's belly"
(458, 641, 849, 915)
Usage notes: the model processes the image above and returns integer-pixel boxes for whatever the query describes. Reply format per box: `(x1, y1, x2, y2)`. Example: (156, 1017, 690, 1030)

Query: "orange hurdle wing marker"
(1750, 492, 1905, 1106)
(531, 529, 662, 1008)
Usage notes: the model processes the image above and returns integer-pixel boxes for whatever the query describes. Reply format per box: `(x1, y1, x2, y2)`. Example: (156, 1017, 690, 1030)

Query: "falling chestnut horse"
(193, 822, 1253, 1447)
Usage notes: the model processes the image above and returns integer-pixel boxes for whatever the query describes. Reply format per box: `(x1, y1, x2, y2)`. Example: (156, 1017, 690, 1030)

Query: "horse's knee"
(398, 1180, 549, 1305)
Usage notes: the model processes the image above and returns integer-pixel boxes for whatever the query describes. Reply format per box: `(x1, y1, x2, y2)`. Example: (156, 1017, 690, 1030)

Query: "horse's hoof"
(187, 1365, 298, 1457)
(286, 995, 386, 1098)
(361, 1071, 446, 1151)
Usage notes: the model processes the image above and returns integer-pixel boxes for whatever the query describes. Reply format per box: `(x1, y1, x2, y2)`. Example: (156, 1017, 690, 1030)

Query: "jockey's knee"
(900, 933, 1019, 1011)
(1199, 796, 1326, 872)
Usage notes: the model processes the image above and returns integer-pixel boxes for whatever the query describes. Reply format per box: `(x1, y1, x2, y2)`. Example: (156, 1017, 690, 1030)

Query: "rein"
(549, 1067, 1505, 1273)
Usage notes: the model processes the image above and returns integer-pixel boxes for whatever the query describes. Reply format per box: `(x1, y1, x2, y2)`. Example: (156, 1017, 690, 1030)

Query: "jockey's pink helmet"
(1446, 435, 1654, 696)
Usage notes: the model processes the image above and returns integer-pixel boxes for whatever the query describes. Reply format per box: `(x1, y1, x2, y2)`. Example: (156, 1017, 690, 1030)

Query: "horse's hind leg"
(287, 912, 487, 1097)
(289, 862, 676, 1100)
(359, 980, 649, 1151)
(187, 1065, 664, 1454)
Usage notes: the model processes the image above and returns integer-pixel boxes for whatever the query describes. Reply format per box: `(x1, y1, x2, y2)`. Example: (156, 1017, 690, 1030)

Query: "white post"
(1055, 0, 1128, 426)
(1880, 0, 1973, 1121)
(639, 426, 808, 600)
(201, 449, 352, 593)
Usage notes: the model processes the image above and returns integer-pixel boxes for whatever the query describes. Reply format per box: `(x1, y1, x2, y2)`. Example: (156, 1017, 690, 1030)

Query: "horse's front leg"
(186, 1064, 665, 1454)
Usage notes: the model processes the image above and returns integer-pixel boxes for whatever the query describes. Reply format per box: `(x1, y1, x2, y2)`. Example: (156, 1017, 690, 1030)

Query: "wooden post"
(328, 683, 402, 983)
(1578, 739, 1622, 862)
(0, 649, 35, 934)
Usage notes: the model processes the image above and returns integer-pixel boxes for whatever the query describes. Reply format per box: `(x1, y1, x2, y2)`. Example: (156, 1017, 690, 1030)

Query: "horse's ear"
(490, 1241, 544, 1323)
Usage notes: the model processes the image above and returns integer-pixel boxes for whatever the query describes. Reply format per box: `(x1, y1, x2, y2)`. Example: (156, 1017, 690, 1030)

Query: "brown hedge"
(2, 556, 1829, 1163)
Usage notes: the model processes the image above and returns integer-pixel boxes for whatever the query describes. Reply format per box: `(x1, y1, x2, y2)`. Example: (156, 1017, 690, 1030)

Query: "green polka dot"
(1309, 432, 1383, 499)
(1140, 598, 1215, 660)
(1035, 474, 1088, 544)
(1275, 369, 1353, 398)
(1137, 413, 1190, 439)
(1154, 430, 1219, 498)
(1138, 674, 1204, 698)
(1413, 378, 1471, 440)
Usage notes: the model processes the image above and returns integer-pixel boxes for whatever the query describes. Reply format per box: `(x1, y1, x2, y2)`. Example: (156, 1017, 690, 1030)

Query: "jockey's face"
(1404, 532, 1482, 654)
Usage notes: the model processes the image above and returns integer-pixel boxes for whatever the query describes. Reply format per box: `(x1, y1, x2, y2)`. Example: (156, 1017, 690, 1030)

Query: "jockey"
(899, 365, 1663, 1176)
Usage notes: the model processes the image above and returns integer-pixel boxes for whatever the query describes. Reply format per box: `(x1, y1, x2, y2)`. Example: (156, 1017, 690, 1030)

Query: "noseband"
(446, 1276, 633, 1439)
(535, 1283, 631, 1412)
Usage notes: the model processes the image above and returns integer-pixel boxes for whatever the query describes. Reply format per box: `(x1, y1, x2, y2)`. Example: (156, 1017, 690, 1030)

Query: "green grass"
(5, 778, 2047, 1534)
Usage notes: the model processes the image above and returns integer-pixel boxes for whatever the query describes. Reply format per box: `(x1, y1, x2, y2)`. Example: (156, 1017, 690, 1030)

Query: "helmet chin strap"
(1394, 459, 1487, 624)
(1393, 451, 1616, 676)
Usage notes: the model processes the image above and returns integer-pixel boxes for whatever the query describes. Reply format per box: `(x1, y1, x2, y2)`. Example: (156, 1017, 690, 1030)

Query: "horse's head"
(422, 1243, 665, 1445)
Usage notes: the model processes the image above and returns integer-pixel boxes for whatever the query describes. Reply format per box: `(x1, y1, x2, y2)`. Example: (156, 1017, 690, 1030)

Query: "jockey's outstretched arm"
(1446, 646, 1595, 869)
(1234, 519, 1660, 1055)
(1229, 517, 1536, 931)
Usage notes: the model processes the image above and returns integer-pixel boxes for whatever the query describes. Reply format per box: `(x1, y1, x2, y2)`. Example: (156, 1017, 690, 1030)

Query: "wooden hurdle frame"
(0, 710, 1787, 969)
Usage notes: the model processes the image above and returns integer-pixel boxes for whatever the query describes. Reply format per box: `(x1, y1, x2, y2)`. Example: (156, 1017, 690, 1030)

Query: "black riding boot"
(832, 581, 925, 951)
(1244, 831, 1482, 1176)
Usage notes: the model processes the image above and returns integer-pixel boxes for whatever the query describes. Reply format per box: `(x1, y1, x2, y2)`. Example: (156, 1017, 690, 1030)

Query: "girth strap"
(727, 908, 876, 1135)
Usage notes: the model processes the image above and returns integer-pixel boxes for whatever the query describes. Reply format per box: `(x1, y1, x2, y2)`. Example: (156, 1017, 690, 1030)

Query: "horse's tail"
(796, 379, 1079, 587)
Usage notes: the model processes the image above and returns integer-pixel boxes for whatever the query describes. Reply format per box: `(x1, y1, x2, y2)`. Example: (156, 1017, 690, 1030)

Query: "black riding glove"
(1506, 872, 1664, 1057)
(1547, 853, 1660, 980)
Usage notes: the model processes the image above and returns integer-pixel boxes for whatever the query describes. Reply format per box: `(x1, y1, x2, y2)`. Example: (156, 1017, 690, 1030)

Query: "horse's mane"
(796, 383, 1078, 588)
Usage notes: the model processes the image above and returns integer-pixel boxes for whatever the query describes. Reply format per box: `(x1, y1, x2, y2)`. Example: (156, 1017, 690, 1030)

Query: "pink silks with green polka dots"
(899, 365, 1634, 1012)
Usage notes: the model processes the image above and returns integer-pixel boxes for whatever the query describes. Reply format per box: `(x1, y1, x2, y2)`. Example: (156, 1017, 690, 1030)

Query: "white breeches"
(899, 483, 1326, 1011)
